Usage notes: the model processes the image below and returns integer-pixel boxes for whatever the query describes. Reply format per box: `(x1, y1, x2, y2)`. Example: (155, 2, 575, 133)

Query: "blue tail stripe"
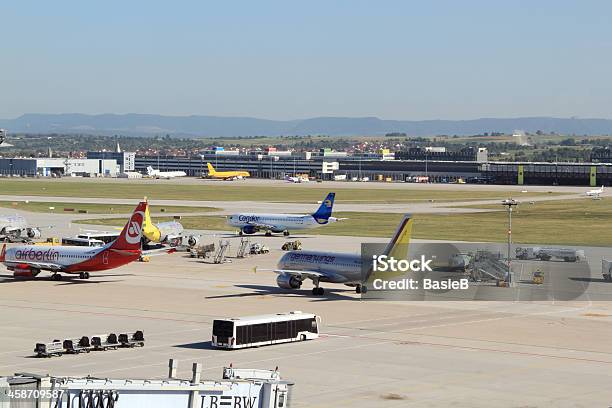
(312, 192, 335, 221)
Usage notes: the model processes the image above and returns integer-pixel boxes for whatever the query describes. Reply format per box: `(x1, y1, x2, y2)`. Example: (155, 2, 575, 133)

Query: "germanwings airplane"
(227, 193, 343, 236)
(257, 213, 413, 295)
(0, 201, 148, 280)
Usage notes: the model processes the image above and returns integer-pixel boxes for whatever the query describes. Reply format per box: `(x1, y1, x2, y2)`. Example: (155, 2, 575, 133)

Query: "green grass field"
(75, 198, 612, 245)
(0, 179, 556, 203)
(0, 201, 218, 214)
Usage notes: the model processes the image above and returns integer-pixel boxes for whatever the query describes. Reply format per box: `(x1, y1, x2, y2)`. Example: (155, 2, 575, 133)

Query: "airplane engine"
(242, 225, 257, 235)
(276, 273, 302, 289)
(187, 235, 200, 247)
(13, 264, 40, 278)
(26, 227, 41, 239)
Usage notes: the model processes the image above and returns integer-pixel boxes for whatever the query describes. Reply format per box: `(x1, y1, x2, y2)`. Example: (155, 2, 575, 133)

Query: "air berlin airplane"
(0, 201, 148, 280)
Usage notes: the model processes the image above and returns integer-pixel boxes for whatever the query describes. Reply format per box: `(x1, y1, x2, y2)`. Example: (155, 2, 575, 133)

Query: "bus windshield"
(213, 320, 234, 337)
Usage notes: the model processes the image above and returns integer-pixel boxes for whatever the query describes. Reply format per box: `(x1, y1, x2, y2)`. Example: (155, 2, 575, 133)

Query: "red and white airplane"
(0, 201, 148, 280)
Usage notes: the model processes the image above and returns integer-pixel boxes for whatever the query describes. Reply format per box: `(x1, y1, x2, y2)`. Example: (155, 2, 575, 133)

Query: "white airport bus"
(212, 311, 320, 349)
(77, 231, 120, 244)
(61, 237, 105, 247)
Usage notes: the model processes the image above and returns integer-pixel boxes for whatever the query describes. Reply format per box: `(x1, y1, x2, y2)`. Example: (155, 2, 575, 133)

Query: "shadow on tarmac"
(205, 284, 356, 301)
(569, 277, 612, 283)
(174, 341, 217, 350)
(0, 273, 132, 285)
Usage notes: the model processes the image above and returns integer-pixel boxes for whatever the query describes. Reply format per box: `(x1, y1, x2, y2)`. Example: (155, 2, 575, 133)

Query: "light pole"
(501, 199, 518, 285)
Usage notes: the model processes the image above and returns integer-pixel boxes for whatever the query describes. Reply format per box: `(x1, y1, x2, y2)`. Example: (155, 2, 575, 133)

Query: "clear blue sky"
(2, 0, 611, 120)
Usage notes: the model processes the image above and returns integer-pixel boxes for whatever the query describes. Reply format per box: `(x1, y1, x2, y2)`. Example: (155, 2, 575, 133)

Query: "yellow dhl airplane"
(206, 163, 250, 180)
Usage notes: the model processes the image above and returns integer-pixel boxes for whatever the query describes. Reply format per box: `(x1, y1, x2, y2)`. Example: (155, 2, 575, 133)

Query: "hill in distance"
(2, 113, 612, 137)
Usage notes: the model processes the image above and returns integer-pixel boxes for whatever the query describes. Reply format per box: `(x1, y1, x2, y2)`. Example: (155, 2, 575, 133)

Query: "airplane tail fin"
(110, 201, 147, 250)
(146, 166, 154, 176)
(141, 199, 160, 242)
(312, 192, 335, 222)
(207, 163, 216, 175)
(382, 214, 413, 260)
(0, 244, 5, 262)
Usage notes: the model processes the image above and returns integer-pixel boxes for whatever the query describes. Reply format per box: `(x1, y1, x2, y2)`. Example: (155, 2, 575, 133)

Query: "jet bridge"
(0, 360, 293, 408)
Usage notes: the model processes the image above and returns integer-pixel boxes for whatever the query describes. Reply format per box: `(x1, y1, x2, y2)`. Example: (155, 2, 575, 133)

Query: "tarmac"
(1, 230, 612, 406)
(1, 182, 612, 407)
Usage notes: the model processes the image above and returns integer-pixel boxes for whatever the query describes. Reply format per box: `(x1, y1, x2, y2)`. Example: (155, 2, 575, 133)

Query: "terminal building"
(133, 147, 612, 186)
(2, 145, 612, 186)
(0, 158, 119, 177)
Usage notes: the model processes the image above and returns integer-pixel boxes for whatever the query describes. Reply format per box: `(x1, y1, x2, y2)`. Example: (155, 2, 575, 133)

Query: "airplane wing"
(245, 221, 277, 230)
(254, 267, 349, 283)
(5, 261, 64, 272)
(141, 247, 177, 256)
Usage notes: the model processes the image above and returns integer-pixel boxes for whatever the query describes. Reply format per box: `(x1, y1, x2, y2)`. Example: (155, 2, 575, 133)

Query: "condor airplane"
(227, 193, 343, 236)
(0, 201, 148, 280)
(256, 214, 413, 295)
(206, 163, 250, 180)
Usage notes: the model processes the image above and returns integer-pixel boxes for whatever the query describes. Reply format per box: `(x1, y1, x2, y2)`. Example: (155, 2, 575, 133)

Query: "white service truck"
(602, 259, 612, 281)
(516, 247, 584, 262)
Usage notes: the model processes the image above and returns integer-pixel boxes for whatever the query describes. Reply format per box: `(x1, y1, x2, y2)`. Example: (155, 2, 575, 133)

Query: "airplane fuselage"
(278, 250, 362, 284)
(228, 213, 335, 233)
(3, 244, 140, 274)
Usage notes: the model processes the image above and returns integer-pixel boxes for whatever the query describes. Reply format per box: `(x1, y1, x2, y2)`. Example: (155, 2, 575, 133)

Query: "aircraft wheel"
(84, 272, 90, 279)
(238, 230, 243, 236)
(312, 287, 324, 295)
(52, 274, 62, 281)
(265, 231, 272, 237)
(355, 285, 361, 294)
(283, 230, 290, 236)
(79, 272, 85, 279)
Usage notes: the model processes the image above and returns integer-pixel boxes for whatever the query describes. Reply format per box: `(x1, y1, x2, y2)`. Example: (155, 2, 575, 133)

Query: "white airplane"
(227, 193, 343, 236)
(256, 214, 413, 295)
(0, 215, 43, 243)
(0, 201, 157, 280)
(146, 166, 186, 179)
(586, 185, 604, 198)
(285, 175, 309, 183)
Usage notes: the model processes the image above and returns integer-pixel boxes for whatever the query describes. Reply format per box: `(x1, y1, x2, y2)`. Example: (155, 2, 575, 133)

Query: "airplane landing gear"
(52, 274, 62, 281)
(265, 231, 272, 237)
(79, 272, 90, 279)
(312, 280, 324, 295)
(356, 284, 367, 294)
(312, 287, 325, 295)
(283, 230, 290, 236)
